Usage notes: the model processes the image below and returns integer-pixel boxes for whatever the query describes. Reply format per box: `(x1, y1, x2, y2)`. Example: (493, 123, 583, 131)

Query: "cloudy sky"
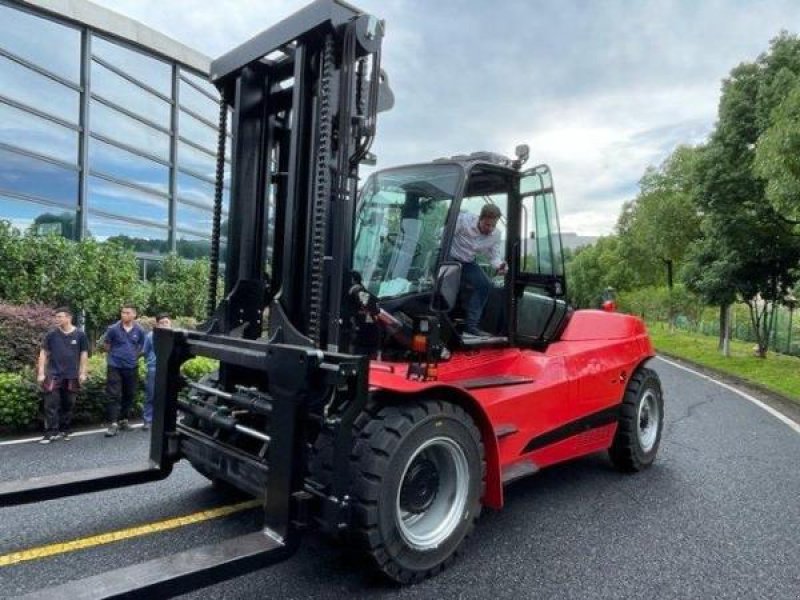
(92, 0, 800, 235)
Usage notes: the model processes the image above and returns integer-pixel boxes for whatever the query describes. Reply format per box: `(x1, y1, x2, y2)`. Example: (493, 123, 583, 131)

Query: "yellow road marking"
(0, 499, 261, 567)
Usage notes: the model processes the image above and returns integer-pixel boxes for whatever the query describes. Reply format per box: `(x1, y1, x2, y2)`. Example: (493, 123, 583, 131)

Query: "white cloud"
(90, 0, 800, 234)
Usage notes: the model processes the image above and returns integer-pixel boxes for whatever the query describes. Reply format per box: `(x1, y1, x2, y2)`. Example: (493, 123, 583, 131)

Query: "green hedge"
(0, 353, 219, 434)
(0, 371, 39, 430)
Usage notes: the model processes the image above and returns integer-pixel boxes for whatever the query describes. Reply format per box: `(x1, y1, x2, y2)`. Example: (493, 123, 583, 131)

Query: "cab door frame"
(509, 164, 569, 347)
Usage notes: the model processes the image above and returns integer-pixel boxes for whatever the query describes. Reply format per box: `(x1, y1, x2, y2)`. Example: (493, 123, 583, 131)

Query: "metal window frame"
(0, 94, 81, 132)
(86, 206, 172, 231)
(89, 131, 172, 168)
(179, 70, 219, 102)
(0, 46, 80, 91)
(89, 31, 174, 97)
(0, 187, 80, 213)
(91, 54, 173, 103)
(90, 93, 173, 137)
(88, 168, 171, 200)
(169, 62, 179, 251)
(0, 0, 226, 245)
(177, 165, 231, 190)
(0, 140, 79, 172)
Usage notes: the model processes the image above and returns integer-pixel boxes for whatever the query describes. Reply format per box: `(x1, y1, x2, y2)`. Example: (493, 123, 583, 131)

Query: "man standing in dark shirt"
(37, 306, 88, 444)
(103, 304, 145, 437)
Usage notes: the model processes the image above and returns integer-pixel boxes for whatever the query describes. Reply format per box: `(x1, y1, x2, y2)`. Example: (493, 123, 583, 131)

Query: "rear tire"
(349, 399, 485, 583)
(609, 367, 664, 472)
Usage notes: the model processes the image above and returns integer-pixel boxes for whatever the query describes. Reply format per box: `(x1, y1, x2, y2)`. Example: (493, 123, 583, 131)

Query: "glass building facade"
(0, 0, 230, 275)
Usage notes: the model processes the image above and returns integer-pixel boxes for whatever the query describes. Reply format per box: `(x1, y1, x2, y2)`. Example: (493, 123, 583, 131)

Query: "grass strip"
(647, 322, 800, 404)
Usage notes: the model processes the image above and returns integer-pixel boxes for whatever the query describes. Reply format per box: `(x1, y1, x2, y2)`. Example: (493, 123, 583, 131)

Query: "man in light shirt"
(449, 204, 507, 336)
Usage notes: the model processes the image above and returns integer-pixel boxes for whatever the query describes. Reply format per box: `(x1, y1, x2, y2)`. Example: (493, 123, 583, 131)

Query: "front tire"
(609, 367, 664, 472)
(350, 399, 485, 583)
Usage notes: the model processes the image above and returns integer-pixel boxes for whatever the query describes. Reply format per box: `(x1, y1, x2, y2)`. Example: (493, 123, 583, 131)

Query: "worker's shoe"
(39, 434, 55, 445)
(141, 421, 150, 432)
(118, 419, 132, 431)
(105, 423, 119, 437)
(58, 431, 72, 441)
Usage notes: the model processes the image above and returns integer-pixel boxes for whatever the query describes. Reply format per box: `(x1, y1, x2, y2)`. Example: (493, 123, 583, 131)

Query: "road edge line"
(655, 355, 800, 435)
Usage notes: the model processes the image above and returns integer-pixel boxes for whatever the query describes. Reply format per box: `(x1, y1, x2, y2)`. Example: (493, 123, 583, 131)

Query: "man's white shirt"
(449, 212, 503, 269)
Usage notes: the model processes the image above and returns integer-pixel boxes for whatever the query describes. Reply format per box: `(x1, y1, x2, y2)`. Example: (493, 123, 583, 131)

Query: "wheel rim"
(396, 436, 470, 551)
(637, 389, 660, 452)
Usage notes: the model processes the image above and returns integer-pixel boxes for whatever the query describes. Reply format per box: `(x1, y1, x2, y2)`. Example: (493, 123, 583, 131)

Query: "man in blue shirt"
(103, 304, 145, 437)
(141, 313, 172, 431)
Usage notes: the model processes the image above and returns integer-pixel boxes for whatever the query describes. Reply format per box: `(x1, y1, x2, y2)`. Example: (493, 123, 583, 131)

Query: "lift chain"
(207, 88, 228, 319)
(307, 35, 335, 345)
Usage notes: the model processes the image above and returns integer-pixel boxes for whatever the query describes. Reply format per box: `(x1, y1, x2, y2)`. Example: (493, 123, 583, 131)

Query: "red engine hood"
(559, 309, 647, 341)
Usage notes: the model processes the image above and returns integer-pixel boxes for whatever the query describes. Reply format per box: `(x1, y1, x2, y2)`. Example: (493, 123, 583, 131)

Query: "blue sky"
(92, 0, 800, 235)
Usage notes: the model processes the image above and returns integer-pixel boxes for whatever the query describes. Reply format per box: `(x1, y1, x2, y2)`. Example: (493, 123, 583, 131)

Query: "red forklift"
(0, 0, 663, 596)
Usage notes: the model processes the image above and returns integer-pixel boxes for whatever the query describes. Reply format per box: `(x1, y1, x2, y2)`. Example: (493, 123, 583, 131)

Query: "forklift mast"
(0, 2, 388, 597)
(208, 0, 389, 353)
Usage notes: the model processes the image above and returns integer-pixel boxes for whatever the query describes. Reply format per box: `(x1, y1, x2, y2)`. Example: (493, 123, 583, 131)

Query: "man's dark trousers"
(460, 261, 491, 331)
(106, 366, 137, 422)
(43, 379, 77, 435)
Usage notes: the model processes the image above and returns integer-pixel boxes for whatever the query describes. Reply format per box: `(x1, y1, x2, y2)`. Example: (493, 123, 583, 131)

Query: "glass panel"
(544, 193, 564, 277)
(176, 201, 214, 235)
(176, 231, 212, 259)
(86, 213, 169, 253)
(0, 147, 77, 206)
(89, 137, 169, 195)
(181, 69, 218, 100)
(0, 195, 77, 238)
(520, 166, 553, 195)
(178, 141, 217, 179)
(0, 101, 77, 164)
(87, 176, 168, 225)
(177, 171, 213, 208)
(0, 4, 81, 82)
(92, 36, 171, 96)
(179, 109, 218, 153)
(91, 61, 171, 127)
(534, 197, 554, 275)
(0, 56, 79, 123)
(90, 100, 170, 160)
(179, 78, 219, 123)
(353, 165, 460, 298)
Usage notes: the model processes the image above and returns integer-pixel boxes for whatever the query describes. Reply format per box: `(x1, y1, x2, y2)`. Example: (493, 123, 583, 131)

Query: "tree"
(566, 236, 635, 308)
(689, 37, 800, 356)
(617, 146, 702, 330)
(754, 81, 800, 225)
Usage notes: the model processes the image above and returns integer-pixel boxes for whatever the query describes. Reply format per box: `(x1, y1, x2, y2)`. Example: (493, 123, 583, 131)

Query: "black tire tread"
(349, 399, 485, 584)
(609, 366, 663, 472)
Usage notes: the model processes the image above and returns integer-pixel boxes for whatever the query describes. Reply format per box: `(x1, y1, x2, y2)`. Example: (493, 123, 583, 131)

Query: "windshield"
(353, 164, 461, 298)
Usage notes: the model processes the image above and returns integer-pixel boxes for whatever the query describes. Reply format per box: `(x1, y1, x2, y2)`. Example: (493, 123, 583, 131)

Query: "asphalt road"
(1, 358, 799, 600)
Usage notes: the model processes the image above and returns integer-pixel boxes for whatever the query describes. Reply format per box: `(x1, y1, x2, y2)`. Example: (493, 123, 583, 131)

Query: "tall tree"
(617, 146, 702, 329)
(689, 35, 800, 356)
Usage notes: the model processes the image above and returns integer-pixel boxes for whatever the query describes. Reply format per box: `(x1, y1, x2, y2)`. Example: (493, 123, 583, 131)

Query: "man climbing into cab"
(449, 204, 507, 337)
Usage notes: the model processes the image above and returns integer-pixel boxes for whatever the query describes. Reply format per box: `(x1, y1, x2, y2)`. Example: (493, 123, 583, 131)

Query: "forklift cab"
(352, 152, 571, 350)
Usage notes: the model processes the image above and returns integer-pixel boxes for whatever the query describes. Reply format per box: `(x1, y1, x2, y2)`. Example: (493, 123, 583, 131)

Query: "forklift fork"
(1, 327, 348, 598)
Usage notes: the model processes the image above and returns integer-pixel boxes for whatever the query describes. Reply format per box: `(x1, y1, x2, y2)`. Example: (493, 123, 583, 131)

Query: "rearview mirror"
(430, 261, 462, 313)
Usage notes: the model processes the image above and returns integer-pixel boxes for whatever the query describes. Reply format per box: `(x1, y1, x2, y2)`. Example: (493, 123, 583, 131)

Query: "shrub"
(618, 285, 703, 326)
(0, 304, 53, 372)
(181, 356, 219, 382)
(0, 370, 39, 431)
